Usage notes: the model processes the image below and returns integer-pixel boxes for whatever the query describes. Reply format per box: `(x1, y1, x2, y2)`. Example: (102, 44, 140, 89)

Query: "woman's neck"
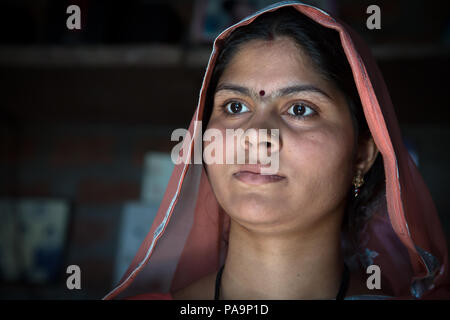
(220, 219, 345, 300)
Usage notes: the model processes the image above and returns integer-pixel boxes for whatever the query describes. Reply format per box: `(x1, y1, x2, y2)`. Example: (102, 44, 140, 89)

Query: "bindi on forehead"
(259, 90, 265, 96)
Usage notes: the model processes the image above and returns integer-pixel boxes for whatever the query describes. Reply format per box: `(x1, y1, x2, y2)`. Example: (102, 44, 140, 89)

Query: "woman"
(104, 1, 449, 300)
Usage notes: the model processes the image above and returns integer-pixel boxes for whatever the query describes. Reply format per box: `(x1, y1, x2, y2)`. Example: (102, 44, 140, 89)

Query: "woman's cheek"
(280, 127, 353, 216)
(203, 126, 232, 203)
(284, 126, 353, 183)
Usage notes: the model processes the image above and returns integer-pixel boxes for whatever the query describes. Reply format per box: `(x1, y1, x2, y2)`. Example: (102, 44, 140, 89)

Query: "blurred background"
(0, 0, 449, 299)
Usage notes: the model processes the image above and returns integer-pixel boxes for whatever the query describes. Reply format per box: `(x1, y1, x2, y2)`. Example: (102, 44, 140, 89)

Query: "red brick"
(132, 138, 177, 167)
(0, 135, 37, 165)
(70, 217, 114, 248)
(0, 181, 51, 197)
(65, 257, 114, 290)
(51, 135, 115, 166)
(77, 179, 140, 204)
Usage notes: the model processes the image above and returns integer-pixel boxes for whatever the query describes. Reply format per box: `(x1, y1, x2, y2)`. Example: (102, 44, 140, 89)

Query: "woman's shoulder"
(128, 267, 393, 300)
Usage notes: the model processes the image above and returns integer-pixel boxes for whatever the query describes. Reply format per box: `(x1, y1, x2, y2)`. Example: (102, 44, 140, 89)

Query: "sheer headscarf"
(104, 1, 450, 300)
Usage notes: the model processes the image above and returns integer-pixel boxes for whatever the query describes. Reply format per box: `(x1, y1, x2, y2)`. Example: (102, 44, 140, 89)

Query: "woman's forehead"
(217, 37, 329, 94)
(227, 37, 308, 67)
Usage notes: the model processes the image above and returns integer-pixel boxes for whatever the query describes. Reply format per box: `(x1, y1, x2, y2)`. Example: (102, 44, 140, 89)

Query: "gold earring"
(352, 171, 364, 197)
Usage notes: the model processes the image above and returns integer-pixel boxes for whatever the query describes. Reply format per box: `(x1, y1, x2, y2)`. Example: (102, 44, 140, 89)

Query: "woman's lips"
(233, 171, 285, 185)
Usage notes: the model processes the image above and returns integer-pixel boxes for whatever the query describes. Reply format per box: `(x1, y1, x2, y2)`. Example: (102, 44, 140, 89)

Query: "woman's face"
(205, 37, 357, 235)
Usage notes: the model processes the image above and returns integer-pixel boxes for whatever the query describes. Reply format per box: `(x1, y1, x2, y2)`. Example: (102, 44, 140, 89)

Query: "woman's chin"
(226, 196, 291, 227)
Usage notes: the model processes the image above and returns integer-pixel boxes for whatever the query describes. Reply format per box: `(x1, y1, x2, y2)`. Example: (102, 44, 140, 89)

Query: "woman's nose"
(240, 128, 281, 155)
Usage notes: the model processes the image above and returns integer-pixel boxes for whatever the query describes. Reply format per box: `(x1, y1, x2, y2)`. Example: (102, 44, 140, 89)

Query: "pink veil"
(104, 1, 450, 300)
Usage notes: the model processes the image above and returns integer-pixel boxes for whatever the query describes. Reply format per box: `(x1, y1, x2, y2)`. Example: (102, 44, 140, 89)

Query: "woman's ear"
(354, 134, 379, 175)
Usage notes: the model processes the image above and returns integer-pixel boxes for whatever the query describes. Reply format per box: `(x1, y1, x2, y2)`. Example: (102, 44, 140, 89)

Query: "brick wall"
(0, 123, 178, 299)
(2, 123, 450, 299)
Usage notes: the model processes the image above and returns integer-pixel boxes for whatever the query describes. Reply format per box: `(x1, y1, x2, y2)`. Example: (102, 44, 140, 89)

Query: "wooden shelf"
(0, 44, 448, 126)
(0, 44, 448, 68)
(0, 45, 212, 68)
(370, 44, 450, 60)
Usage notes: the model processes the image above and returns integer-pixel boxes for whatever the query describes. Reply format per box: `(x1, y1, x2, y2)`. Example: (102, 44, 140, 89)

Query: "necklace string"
(214, 263, 350, 300)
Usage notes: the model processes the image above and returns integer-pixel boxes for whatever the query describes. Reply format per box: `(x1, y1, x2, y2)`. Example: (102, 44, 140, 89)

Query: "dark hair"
(202, 7, 385, 256)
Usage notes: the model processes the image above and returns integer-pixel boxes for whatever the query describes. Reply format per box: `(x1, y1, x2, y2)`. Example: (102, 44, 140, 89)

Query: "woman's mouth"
(232, 165, 285, 185)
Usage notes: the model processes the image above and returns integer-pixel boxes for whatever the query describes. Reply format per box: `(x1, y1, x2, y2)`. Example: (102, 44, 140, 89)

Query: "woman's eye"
(287, 103, 315, 118)
(224, 101, 250, 114)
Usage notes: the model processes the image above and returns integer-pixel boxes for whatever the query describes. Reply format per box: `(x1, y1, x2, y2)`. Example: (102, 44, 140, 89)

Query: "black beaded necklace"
(214, 263, 350, 300)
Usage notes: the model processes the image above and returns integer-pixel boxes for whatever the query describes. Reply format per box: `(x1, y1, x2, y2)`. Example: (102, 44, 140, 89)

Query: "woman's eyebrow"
(215, 83, 252, 96)
(277, 84, 332, 100)
(215, 83, 332, 100)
